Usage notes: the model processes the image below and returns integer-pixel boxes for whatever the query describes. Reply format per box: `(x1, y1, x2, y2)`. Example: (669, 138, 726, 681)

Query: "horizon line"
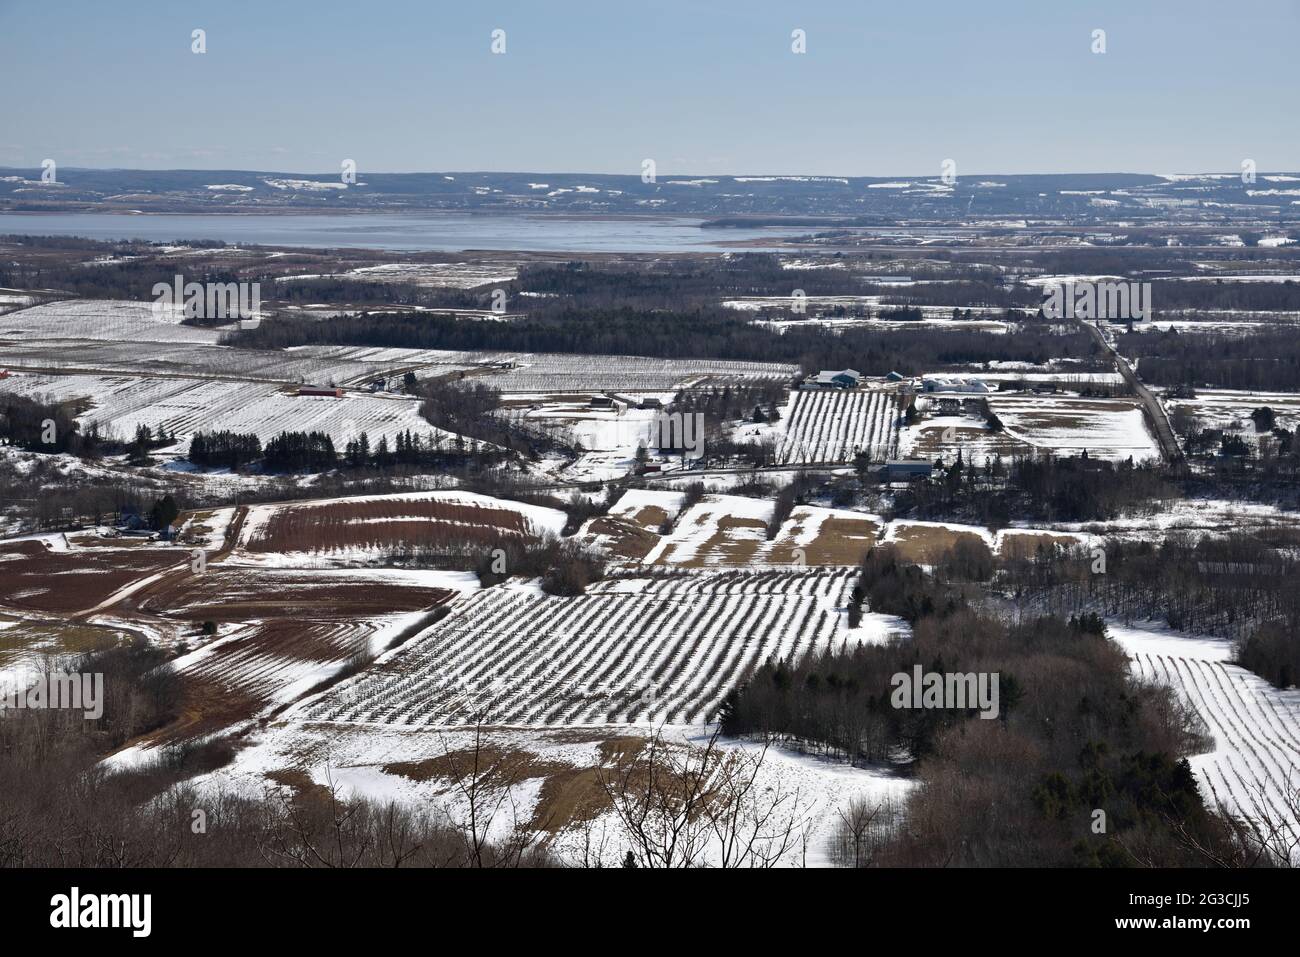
(2, 166, 1293, 181)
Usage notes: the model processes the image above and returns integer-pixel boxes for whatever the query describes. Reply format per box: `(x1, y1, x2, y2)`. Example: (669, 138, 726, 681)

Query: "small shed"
(878, 460, 933, 482)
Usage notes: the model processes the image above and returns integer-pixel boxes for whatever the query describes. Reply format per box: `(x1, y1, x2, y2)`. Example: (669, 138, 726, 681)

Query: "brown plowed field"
(0, 540, 182, 613)
(139, 568, 455, 622)
(244, 498, 542, 554)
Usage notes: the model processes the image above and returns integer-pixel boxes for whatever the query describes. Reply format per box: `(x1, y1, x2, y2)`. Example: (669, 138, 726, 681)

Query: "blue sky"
(2, 0, 1296, 177)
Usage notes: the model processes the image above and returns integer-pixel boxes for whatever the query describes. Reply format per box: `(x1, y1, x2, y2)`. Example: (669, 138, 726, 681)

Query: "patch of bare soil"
(146, 673, 264, 747)
(769, 516, 880, 566)
(890, 524, 988, 564)
(381, 734, 652, 832)
(629, 505, 670, 530)
(582, 515, 660, 560)
(908, 423, 1032, 459)
(657, 515, 766, 568)
(0, 617, 131, 668)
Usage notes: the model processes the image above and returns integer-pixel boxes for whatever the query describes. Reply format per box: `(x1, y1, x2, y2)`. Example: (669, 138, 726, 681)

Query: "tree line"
(993, 530, 1300, 691)
(185, 428, 507, 474)
(0, 394, 97, 455)
(225, 307, 1104, 379)
(1125, 328, 1300, 391)
(889, 452, 1178, 527)
(720, 543, 1257, 867)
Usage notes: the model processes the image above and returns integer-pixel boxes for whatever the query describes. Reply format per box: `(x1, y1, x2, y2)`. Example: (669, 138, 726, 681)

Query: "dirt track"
(69, 505, 249, 620)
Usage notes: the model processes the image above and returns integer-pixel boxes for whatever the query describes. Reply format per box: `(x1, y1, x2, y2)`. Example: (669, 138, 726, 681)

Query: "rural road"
(69, 505, 250, 620)
(1075, 317, 1184, 465)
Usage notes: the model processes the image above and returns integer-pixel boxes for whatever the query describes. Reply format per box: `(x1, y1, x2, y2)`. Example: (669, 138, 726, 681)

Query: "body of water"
(0, 212, 805, 253)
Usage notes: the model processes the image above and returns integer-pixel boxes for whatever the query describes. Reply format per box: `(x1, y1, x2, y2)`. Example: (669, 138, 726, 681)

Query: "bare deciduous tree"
(597, 727, 803, 868)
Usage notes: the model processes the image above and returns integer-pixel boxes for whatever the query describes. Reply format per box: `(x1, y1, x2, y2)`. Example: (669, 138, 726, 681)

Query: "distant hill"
(2, 168, 1297, 223)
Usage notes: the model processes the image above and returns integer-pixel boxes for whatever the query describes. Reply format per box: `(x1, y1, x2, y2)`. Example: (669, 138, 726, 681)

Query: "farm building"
(803, 369, 862, 390)
(935, 397, 963, 415)
(878, 460, 933, 482)
(116, 507, 152, 532)
(922, 376, 989, 394)
(605, 392, 665, 411)
(297, 385, 344, 398)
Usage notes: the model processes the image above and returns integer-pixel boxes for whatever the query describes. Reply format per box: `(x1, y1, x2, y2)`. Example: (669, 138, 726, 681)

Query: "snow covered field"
(0, 370, 458, 449)
(1049, 498, 1300, 540)
(725, 294, 1005, 314)
(298, 568, 885, 727)
(499, 394, 667, 481)
(501, 396, 665, 451)
(0, 299, 222, 343)
(639, 495, 886, 570)
(274, 261, 520, 289)
(473, 353, 796, 392)
(346, 261, 519, 289)
(0, 300, 513, 382)
(776, 388, 903, 464)
(1129, 315, 1300, 336)
(178, 720, 914, 867)
(1166, 389, 1300, 441)
(1114, 621, 1300, 862)
(0, 300, 792, 396)
(899, 413, 1031, 464)
(0, 337, 489, 383)
(584, 492, 1106, 570)
(724, 295, 1018, 333)
(0, 290, 37, 313)
(987, 394, 1162, 462)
